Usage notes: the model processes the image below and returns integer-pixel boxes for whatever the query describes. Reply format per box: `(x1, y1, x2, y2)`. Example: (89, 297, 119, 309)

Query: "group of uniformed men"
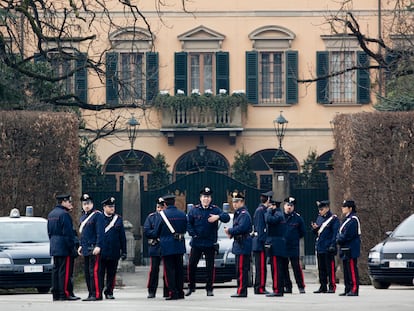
(47, 193, 127, 301)
(144, 186, 361, 299)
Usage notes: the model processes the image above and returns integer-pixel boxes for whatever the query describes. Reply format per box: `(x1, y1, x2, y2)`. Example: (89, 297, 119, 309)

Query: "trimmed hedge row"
(332, 111, 414, 283)
(0, 111, 80, 218)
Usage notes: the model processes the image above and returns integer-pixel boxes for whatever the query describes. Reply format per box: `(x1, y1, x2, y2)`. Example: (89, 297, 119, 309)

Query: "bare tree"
(0, 0, 189, 110)
(298, 0, 414, 110)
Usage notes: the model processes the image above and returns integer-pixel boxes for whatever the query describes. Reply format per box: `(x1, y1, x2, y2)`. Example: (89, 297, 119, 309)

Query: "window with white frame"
(119, 52, 143, 104)
(190, 52, 214, 93)
(259, 52, 284, 104)
(175, 26, 227, 95)
(317, 35, 370, 105)
(246, 26, 298, 105)
(106, 27, 158, 105)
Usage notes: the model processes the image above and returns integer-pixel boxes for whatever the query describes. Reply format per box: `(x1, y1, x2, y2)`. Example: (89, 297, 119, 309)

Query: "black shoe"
(147, 293, 156, 299)
(53, 297, 66, 301)
(338, 292, 347, 296)
(313, 288, 327, 294)
(231, 293, 247, 298)
(206, 290, 214, 296)
(327, 289, 335, 294)
(66, 296, 81, 301)
(254, 289, 270, 295)
(346, 292, 358, 296)
(105, 294, 115, 299)
(165, 296, 179, 300)
(284, 288, 292, 294)
(185, 288, 195, 296)
(266, 292, 284, 297)
(299, 288, 306, 294)
(82, 297, 97, 301)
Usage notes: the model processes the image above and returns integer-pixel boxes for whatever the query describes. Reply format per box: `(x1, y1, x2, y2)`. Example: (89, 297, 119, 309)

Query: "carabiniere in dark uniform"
(47, 194, 77, 301)
(226, 191, 252, 298)
(144, 197, 168, 299)
(100, 197, 127, 300)
(79, 194, 105, 301)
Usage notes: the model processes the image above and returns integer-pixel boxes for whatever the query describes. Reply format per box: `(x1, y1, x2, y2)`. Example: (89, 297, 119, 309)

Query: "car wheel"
(372, 280, 390, 289)
(37, 287, 50, 294)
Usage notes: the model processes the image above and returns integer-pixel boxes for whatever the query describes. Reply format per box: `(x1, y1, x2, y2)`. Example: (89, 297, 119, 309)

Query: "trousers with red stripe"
(317, 253, 336, 291)
(235, 254, 251, 296)
(253, 251, 267, 293)
(342, 258, 359, 295)
(84, 254, 103, 299)
(270, 255, 286, 294)
(51, 256, 72, 299)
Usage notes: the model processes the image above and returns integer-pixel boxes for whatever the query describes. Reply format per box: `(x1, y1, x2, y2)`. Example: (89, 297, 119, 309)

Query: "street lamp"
(127, 114, 140, 151)
(126, 114, 140, 160)
(273, 111, 288, 150)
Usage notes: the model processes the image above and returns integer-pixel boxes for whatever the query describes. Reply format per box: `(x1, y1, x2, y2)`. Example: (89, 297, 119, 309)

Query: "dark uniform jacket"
(228, 206, 252, 255)
(252, 203, 268, 252)
(187, 204, 230, 248)
(265, 208, 287, 257)
(79, 209, 105, 256)
(284, 211, 306, 257)
(156, 205, 187, 256)
(143, 212, 161, 257)
(337, 212, 361, 259)
(313, 210, 339, 254)
(101, 213, 127, 260)
(47, 205, 76, 256)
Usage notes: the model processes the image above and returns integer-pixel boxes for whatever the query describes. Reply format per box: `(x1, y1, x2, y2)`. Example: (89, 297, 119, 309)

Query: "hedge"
(0, 111, 80, 218)
(332, 111, 414, 283)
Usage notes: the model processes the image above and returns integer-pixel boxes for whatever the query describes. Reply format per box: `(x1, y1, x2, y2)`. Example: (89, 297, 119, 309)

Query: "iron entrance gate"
(140, 171, 329, 259)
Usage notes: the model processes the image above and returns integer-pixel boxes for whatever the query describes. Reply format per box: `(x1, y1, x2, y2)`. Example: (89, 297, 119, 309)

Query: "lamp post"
(269, 111, 290, 202)
(126, 114, 140, 160)
(122, 113, 142, 267)
(273, 111, 288, 150)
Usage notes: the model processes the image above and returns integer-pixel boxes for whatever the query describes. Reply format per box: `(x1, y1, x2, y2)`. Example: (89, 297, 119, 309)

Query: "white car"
(0, 209, 53, 293)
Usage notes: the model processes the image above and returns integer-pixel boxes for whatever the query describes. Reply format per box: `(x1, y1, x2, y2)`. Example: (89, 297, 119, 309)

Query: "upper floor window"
(175, 26, 227, 95)
(317, 35, 370, 105)
(34, 48, 88, 103)
(246, 26, 298, 105)
(49, 53, 75, 95)
(106, 27, 158, 105)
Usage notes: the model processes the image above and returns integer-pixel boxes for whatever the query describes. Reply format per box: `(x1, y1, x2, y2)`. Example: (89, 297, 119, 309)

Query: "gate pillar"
(122, 159, 142, 265)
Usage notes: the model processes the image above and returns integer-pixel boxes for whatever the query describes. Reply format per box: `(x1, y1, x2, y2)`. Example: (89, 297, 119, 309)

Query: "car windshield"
(392, 214, 414, 238)
(0, 221, 49, 243)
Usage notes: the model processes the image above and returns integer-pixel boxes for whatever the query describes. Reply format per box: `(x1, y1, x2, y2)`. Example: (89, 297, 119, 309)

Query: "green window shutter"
(146, 52, 159, 102)
(245, 51, 258, 104)
(106, 52, 118, 105)
(75, 53, 88, 103)
(174, 52, 187, 95)
(285, 50, 298, 104)
(357, 51, 370, 104)
(316, 51, 330, 104)
(216, 51, 229, 94)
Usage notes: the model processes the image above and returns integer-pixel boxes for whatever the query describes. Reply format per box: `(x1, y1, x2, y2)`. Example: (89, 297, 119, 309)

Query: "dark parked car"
(0, 209, 53, 293)
(368, 213, 414, 289)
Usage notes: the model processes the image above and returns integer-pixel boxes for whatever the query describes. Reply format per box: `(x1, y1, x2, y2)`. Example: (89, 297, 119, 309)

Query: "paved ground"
(1, 265, 413, 311)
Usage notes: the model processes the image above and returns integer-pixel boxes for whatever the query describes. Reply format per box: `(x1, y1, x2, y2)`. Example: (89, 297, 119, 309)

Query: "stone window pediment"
(321, 34, 360, 51)
(178, 25, 225, 51)
(109, 27, 153, 51)
(249, 25, 296, 50)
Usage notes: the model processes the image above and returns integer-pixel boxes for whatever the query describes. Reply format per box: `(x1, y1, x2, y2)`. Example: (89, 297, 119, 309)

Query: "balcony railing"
(161, 106, 243, 128)
(154, 93, 247, 129)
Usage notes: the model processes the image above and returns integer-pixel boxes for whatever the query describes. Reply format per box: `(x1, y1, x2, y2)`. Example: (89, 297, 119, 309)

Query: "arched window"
(174, 149, 229, 180)
(103, 150, 155, 191)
